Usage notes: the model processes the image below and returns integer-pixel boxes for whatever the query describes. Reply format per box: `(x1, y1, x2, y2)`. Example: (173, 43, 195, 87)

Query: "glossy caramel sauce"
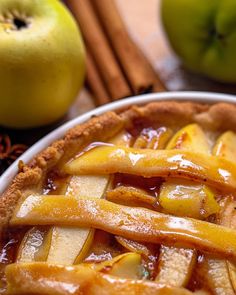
(84, 230, 123, 263)
(43, 171, 70, 195)
(0, 229, 28, 265)
(113, 174, 162, 199)
(0, 229, 28, 292)
(186, 254, 205, 292)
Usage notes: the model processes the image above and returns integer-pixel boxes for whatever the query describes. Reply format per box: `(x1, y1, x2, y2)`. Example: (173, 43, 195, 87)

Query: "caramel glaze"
(0, 228, 28, 292)
(43, 171, 70, 195)
(113, 174, 162, 199)
(84, 230, 123, 263)
(0, 229, 28, 265)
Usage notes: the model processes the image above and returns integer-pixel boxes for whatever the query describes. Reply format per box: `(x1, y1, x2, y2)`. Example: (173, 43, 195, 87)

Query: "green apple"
(161, 0, 236, 83)
(0, 0, 85, 128)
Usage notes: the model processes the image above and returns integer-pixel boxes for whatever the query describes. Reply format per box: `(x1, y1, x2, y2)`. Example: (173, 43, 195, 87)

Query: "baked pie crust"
(2, 101, 236, 294)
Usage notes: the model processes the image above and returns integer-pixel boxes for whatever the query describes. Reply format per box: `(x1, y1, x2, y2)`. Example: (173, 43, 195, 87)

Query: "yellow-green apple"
(0, 0, 85, 128)
(161, 0, 236, 83)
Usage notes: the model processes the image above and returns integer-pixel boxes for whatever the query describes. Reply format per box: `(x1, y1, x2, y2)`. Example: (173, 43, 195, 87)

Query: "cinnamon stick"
(66, 0, 132, 100)
(91, 0, 166, 94)
(86, 51, 110, 106)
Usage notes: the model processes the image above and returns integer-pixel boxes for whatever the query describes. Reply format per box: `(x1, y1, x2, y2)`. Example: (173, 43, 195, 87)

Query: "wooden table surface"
(0, 0, 236, 173)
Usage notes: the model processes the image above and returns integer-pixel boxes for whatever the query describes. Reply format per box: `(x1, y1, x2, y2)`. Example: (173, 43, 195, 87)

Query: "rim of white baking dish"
(0, 91, 235, 195)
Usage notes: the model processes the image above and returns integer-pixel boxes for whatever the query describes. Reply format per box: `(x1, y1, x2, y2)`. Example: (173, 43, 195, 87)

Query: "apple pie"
(1, 101, 236, 294)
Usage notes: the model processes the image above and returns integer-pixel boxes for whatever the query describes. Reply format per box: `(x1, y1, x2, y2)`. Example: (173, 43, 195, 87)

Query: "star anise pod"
(0, 134, 27, 174)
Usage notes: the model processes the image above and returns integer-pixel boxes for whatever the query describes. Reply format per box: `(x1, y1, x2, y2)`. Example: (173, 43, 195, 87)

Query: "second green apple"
(161, 0, 236, 83)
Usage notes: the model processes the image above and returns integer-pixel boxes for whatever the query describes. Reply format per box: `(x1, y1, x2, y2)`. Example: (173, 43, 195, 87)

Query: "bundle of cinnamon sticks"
(65, 0, 166, 106)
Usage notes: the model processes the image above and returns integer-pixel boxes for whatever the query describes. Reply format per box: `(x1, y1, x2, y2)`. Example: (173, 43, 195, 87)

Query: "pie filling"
(1, 114, 236, 295)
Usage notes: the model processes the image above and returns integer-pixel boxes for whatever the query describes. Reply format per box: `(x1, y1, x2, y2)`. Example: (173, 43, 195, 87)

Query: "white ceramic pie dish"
(0, 91, 235, 195)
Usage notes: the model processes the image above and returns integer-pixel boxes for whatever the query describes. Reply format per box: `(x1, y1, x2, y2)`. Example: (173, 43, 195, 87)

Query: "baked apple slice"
(156, 246, 196, 287)
(133, 127, 173, 149)
(115, 236, 151, 258)
(17, 227, 52, 262)
(166, 123, 210, 153)
(106, 186, 155, 209)
(199, 257, 234, 295)
(159, 179, 219, 219)
(212, 131, 236, 160)
(90, 252, 143, 279)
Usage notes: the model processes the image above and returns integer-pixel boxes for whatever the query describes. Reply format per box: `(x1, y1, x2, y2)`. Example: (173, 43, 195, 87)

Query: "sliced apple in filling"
(86, 252, 143, 279)
(106, 186, 156, 209)
(212, 131, 236, 161)
(199, 257, 235, 295)
(115, 236, 151, 258)
(17, 227, 52, 262)
(227, 260, 236, 293)
(156, 246, 196, 287)
(107, 253, 142, 279)
(156, 124, 215, 287)
(166, 123, 211, 153)
(159, 179, 219, 219)
(133, 127, 173, 149)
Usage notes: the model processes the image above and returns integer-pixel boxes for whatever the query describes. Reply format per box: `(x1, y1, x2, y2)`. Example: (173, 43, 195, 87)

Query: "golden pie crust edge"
(1, 100, 236, 234)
